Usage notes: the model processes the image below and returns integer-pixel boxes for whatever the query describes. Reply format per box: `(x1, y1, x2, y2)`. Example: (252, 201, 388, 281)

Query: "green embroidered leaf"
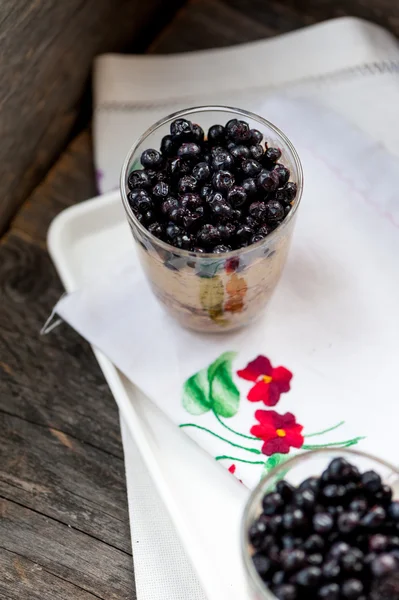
(262, 453, 291, 489)
(208, 352, 240, 418)
(182, 368, 211, 415)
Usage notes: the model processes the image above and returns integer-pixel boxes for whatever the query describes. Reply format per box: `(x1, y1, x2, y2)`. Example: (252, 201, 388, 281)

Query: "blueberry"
(160, 135, 176, 157)
(350, 497, 368, 515)
(369, 534, 389, 553)
(148, 222, 164, 239)
(170, 118, 193, 141)
(269, 515, 284, 534)
(323, 559, 341, 580)
(375, 485, 393, 506)
(266, 200, 285, 222)
(283, 509, 307, 532)
(299, 478, 320, 493)
(211, 147, 235, 171)
(212, 170, 235, 193)
(248, 520, 268, 548)
(322, 484, 347, 504)
(230, 144, 250, 163)
(241, 158, 262, 177)
(161, 197, 179, 217)
(313, 512, 334, 534)
(371, 572, 399, 600)
(207, 124, 225, 146)
(308, 554, 324, 567)
(304, 535, 324, 553)
(361, 471, 382, 493)
(281, 549, 306, 572)
(276, 481, 295, 502)
(272, 571, 286, 587)
(177, 142, 201, 161)
(250, 129, 263, 144)
(248, 201, 268, 223)
(250, 144, 265, 162)
(341, 549, 364, 575)
(225, 119, 252, 144)
(277, 182, 298, 203)
(128, 189, 152, 212)
(178, 175, 197, 194)
(166, 223, 183, 243)
(371, 553, 397, 578)
(180, 193, 201, 210)
(361, 506, 386, 529)
(184, 207, 204, 231)
(196, 224, 221, 248)
(265, 147, 282, 163)
(281, 535, 301, 550)
(137, 209, 155, 225)
(236, 225, 254, 247)
(293, 489, 316, 512)
(274, 164, 290, 186)
(175, 233, 193, 250)
(217, 222, 236, 241)
(213, 244, 231, 254)
(273, 584, 297, 600)
(128, 169, 151, 190)
(169, 207, 187, 225)
(295, 566, 322, 588)
(200, 184, 213, 201)
(192, 162, 211, 182)
(192, 124, 204, 144)
(168, 157, 191, 178)
(337, 512, 360, 534)
(263, 492, 284, 515)
(153, 181, 169, 199)
(209, 193, 233, 222)
(318, 583, 340, 599)
(242, 177, 258, 196)
(141, 148, 163, 170)
(258, 169, 280, 193)
(341, 579, 364, 599)
(252, 552, 272, 578)
(388, 502, 399, 521)
(227, 185, 247, 208)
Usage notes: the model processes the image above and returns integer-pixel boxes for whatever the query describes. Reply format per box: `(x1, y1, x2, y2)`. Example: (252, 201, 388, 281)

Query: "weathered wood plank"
(0, 548, 102, 600)
(0, 499, 135, 600)
(0, 412, 130, 554)
(0, 0, 183, 233)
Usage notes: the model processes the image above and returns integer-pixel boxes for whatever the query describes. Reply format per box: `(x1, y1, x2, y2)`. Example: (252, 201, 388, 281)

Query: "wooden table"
(1, 1, 398, 599)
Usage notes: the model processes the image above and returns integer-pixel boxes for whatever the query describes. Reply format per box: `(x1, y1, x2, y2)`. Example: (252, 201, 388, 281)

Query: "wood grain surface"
(1, 1, 397, 599)
(0, 0, 183, 235)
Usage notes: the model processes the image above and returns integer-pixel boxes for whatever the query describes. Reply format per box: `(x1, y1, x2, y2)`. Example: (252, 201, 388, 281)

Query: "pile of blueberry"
(248, 457, 399, 600)
(126, 117, 297, 253)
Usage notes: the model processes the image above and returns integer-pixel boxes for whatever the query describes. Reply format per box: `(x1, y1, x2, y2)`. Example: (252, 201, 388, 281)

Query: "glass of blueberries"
(120, 106, 303, 332)
(241, 449, 399, 600)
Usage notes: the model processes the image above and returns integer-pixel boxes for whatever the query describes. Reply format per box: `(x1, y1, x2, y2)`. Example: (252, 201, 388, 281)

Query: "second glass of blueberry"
(241, 449, 399, 600)
(120, 106, 303, 332)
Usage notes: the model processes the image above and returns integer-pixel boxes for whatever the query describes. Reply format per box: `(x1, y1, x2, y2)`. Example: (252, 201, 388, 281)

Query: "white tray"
(48, 190, 250, 600)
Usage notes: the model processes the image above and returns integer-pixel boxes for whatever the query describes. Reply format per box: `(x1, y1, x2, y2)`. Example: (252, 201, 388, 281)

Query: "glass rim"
(120, 104, 304, 260)
(240, 447, 399, 600)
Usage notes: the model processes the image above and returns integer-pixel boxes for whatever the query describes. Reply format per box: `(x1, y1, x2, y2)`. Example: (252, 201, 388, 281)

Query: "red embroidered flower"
(228, 464, 243, 484)
(237, 355, 292, 406)
(251, 410, 304, 456)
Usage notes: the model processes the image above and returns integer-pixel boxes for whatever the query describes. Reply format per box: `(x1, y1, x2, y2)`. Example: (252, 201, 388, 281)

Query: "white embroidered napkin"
(54, 97, 399, 490)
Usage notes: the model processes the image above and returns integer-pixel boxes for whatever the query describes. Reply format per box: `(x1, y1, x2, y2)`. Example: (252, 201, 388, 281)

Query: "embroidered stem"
(216, 455, 266, 465)
(302, 436, 365, 450)
(305, 421, 345, 438)
(212, 410, 259, 441)
(179, 423, 261, 454)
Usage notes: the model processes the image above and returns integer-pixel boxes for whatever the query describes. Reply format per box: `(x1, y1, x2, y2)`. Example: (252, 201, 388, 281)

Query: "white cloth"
(87, 17, 399, 598)
(57, 96, 399, 489)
